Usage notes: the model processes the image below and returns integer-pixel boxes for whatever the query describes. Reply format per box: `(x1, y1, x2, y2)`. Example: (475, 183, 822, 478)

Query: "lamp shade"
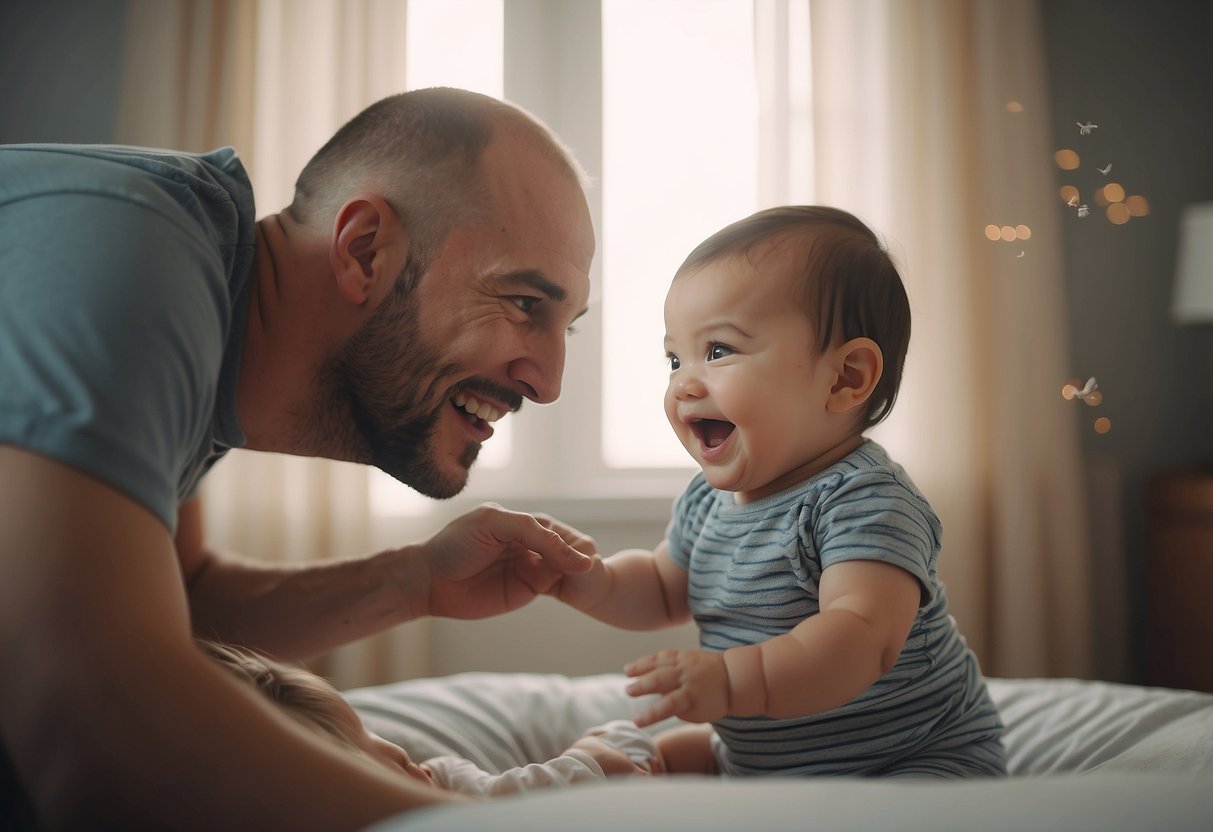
(1172, 201, 1213, 324)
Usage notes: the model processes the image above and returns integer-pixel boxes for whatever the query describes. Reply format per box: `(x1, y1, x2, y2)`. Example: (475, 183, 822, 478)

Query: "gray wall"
(0, 0, 125, 143)
(1042, 0, 1213, 681)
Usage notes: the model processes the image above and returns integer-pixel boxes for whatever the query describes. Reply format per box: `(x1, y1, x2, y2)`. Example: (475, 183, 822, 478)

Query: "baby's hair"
(675, 205, 910, 428)
(197, 638, 369, 759)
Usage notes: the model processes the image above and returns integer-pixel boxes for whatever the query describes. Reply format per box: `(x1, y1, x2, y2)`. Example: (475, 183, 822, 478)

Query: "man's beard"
(325, 261, 475, 499)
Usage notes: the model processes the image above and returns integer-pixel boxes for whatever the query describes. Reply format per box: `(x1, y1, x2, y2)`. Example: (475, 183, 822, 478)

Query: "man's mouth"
(452, 392, 506, 427)
(689, 418, 735, 449)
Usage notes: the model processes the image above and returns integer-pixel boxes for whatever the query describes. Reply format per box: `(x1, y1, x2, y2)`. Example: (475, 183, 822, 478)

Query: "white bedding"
(345, 673, 1213, 831)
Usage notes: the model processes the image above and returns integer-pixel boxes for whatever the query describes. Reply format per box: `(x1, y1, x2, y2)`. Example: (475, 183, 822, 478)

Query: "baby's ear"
(826, 337, 883, 414)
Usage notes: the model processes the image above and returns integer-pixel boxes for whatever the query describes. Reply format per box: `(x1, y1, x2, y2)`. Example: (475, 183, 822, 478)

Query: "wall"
(1041, 0, 1213, 681)
(0, 0, 125, 143)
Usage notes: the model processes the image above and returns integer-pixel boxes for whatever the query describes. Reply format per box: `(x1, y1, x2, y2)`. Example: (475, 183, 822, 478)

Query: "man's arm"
(0, 446, 454, 830)
(177, 497, 595, 660)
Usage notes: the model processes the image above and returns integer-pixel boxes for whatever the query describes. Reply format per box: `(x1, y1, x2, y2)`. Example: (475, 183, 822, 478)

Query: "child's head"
(664, 206, 909, 501)
(197, 639, 435, 786)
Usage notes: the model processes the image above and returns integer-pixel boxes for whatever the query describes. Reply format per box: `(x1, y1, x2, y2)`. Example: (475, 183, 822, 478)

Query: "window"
(371, 0, 808, 515)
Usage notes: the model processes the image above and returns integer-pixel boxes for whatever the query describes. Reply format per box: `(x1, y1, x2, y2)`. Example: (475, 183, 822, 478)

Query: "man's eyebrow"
(496, 270, 590, 320)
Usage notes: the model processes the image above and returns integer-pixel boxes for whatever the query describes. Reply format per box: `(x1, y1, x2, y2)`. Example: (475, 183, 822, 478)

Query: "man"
(0, 88, 597, 829)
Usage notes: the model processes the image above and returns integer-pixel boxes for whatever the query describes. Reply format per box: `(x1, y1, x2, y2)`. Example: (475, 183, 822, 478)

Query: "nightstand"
(1146, 470, 1213, 693)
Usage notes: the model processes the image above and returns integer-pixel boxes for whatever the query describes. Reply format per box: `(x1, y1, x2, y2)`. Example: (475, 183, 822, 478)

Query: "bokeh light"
(1126, 195, 1150, 216)
(1095, 187, 1110, 207)
(1015, 224, 1032, 240)
(1107, 202, 1131, 225)
(1060, 184, 1080, 204)
(1103, 182, 1125, 203)
(1094, 417, 1112, 434)
(1000, 226, 1017, 242)
(1054, 149, 1080, 170)
(984, 224, 1002, 241)
(1006, 101, 1024, 113)
(1083, 390, 1104, 407)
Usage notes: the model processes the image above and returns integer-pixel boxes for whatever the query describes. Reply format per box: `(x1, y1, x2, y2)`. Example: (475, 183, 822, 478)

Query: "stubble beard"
(318, 263, 479, 499)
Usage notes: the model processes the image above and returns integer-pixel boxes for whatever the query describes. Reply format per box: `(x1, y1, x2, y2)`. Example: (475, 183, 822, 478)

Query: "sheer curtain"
(781, 0, 1094, 677)
(116, 0, 415, 688)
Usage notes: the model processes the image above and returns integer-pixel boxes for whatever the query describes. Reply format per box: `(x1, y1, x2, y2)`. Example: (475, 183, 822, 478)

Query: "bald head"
(287, 87, 586, 271)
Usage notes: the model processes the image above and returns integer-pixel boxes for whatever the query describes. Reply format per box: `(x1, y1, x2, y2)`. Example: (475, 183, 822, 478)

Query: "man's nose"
(509, 331, 567, 404)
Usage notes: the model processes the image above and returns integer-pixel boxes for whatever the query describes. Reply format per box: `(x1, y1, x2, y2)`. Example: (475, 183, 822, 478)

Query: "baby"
(199, 639, 662, 796)
(556, 206, 1007, 778)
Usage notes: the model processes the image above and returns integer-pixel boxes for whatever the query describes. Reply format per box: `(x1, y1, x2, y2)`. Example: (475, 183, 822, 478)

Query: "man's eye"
(666, 352, 681, 371)
(707, 343, 734, 360)
(510, 296, 539, 314)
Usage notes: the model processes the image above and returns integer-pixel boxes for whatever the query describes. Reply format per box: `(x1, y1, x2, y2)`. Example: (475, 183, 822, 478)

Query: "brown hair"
(675, 205, 910, 429)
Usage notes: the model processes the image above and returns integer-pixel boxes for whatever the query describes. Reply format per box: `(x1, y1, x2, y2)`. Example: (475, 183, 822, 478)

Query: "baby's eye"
(666, 352, 681, 371)
(510, 296, 539, 314)
(707, 343, 734, 361)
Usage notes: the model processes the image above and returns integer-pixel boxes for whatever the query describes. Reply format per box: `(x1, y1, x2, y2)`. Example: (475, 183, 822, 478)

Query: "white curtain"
(767, 0, 1094, 677)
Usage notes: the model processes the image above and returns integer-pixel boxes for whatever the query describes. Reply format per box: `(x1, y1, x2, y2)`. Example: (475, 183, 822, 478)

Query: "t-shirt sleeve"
(811, 470, 942, 605)
(665, 473, 713, 570)
(0, 191, 230, 531)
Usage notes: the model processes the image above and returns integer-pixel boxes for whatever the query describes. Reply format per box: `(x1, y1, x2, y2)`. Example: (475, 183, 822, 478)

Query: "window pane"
(601, 0, 757, 468)
(406, 0, 504, 98)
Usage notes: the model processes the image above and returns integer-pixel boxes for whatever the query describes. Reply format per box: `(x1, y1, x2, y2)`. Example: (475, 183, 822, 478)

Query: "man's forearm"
(186, 545, 427, 659)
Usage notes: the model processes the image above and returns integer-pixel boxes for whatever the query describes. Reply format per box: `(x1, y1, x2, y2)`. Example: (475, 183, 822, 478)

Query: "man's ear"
(329, 195, 408, 306)
(826, 337, 883, 414)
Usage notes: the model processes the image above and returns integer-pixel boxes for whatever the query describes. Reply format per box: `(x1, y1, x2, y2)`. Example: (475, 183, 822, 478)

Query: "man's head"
(289, 88, 594, 498)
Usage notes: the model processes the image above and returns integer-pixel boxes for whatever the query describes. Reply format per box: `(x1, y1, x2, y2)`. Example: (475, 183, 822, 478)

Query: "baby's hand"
(624, 649, 728, 727)
(568, 735, 654, 777)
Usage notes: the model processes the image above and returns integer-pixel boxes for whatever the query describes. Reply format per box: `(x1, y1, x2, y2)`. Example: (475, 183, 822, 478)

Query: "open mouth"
(689, 418, 735, 450)
(451, 392, 505, 433)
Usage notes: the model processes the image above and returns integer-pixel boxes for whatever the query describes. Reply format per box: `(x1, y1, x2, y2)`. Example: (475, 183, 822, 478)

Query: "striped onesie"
(667, 440, 1006, 777)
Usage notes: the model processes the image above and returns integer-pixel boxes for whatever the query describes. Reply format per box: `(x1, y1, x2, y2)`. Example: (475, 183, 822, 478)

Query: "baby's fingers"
(624, 649, 679, 678)
(633, 691, 689, 727)
(625, 665, 684, 698)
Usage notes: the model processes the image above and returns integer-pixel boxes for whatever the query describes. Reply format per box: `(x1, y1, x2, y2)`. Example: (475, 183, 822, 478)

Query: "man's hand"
(624, 648, 729, 727)
(419, 503, 596, 620)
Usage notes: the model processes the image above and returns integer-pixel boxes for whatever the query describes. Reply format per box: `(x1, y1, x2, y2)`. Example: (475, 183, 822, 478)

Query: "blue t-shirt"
(0, 144, 256, 532)
(666, 440, 1006, 776)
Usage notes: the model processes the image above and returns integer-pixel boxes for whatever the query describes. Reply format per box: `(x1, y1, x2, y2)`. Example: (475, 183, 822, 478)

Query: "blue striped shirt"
(667, 440, 1006, 777)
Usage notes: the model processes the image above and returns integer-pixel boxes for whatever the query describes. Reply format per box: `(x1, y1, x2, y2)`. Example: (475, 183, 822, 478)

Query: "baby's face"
(663, 255, 850, 503)
(327, 696, 435, 786)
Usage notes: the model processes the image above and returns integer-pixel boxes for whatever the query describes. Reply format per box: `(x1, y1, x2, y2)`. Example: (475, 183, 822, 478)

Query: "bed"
(345, 671, 1213, 831)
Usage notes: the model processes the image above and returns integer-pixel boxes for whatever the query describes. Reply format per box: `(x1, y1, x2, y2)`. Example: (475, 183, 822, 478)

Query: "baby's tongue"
(701, 420, 734, 449)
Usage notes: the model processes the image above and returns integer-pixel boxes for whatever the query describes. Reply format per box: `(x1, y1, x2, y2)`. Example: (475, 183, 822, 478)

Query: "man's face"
(336, 133, 595, 498)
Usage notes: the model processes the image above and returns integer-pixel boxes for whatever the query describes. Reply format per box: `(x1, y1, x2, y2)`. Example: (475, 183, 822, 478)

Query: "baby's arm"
(551, 539, 691, 631)
(627, 560, 920, 724)
(424, 726, 655, 797)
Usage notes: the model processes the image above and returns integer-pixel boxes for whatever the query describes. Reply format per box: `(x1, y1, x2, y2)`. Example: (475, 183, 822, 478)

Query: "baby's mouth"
(690, 418, 735, 449)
